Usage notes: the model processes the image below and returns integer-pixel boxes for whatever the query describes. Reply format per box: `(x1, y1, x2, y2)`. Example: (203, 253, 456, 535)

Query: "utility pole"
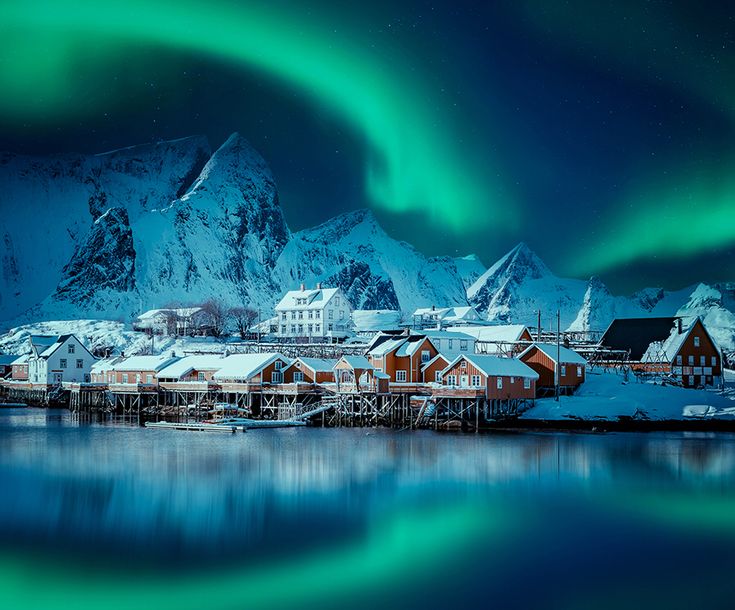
(537, 309, 542, 342)
(555, 309, 560, 402)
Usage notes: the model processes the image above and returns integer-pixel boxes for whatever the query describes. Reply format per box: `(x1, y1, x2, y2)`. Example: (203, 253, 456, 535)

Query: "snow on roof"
(444, 354, 539, 379)
(368, 337, 407, 357)
(396, 336, 434, 357)
(212, 353, 286, 381)
(112, 354, 180, 372)
(351, 309, 401, 331)
(90, 357, 122, 372)
(642, 317, 714, 363)
(296, 357, 339, 373)
(275, 287, 340, 311)
(421, 353, 449, 371)
(137, 307, 202, 320)
(448, 324, 530, 343)
(417, 329, 475, 341)
(337, 355, 373, 370)
(520, 343, 587, 365)
(11, 354, 29, 365)
(158, 354, 228, 379)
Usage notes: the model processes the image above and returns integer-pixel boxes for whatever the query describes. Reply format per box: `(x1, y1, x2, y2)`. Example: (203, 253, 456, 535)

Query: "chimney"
(316, 282, 322, 290)
(431, 305, 435, 311)
(677, 318, 683, 334)
(300, 283, 305, 291)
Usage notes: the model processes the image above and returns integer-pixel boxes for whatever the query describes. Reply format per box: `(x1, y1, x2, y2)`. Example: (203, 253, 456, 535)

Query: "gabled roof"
(157, 355, 228, 379)
(413, 307, 452, 318)
(416, 329, 474, 341)
(519, 343, 587, 365)
(396, 335, 435, 357)
(294, 357, 339, 373)
(112, 354, 180, 372)
(90, 356, 123, 373)
(599, 317, 679, 361)
(11, 354, 29, 365)
(275, 287, 341, 311)
(335, 355, 373, 370)
(137, 307, 202, 320)
(443, 354, 539, 379)
(212, 353, 288, 381)
(368, 336, 407, 358)
(448, 324, 530, 343)
(30, 334, 96, 361)
(421, 353, 450, 372)
(642, 317, 719, 363)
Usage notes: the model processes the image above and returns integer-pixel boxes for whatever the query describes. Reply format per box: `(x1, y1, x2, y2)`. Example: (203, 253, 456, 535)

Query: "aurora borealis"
(1, 0, 733, 290)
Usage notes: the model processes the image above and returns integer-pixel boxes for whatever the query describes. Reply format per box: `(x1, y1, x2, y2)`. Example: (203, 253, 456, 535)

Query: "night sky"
(1, 0, 734, 293)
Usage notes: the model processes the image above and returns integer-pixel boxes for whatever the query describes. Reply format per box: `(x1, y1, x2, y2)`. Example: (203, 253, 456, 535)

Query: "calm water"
(1, 408, 735, 609)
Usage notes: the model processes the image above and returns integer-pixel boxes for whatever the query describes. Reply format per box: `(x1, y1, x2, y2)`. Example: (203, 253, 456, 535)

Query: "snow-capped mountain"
(1, 134, 467, 326)
(453, 254, 486, 290)
(274, 209, 468, 312)
(468, 242, 589, 329)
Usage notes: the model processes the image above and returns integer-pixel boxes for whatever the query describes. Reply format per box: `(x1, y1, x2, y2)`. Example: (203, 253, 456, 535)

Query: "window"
(315, 324, 321, 333)
(435, 371, 442, 383)
(524, 378, 531, 389)
(460, 339, 468, 351)
(396, 370, 407, 382)
(510, 377, 515, 384)
(68, 344, 75, 354)
(271, 371, 283, 384)
(688, 375, 694, 386)
(198, 372, 205, 381)
(281, 313, 287, 321)
(712, 356, 717, 366)
(460, 360, 467, 369)
(700, 355, 706, 366)
(315, 310, 321, 319)
(688, 355, 694, 366)
(328, 323, 333, 331)
(123, 373, 129, 383)
(694, 336, 700, 347)
(274, 360, 283, 370)
(676, 355, 682, 365)
(308, 311, 313, 319)
(291, 311, 296, 320)
(471, 375, 481, 387)
(298, 324, 304, 333)
(328, 310, 334, 320)
(496, 377, 503, 389)
(60, 359, 67, 369)
(298, 311, 303, 320)
(561, 365, 566, 376)
(448, 339, 454, 350)
(335, 297, 340, 306)
(339, 310, 345, 320)
(446, 375, 457, 386)
(136, 374, 141, 383)
(147, 375, 153, 384)
(308, 324, 313, 333)
(281, 325, 286, 334)
(421, 350, 431, 363)
(290, 325, 296, 333)
(577, 366, 582, 377)
(76, 359, 83, 369)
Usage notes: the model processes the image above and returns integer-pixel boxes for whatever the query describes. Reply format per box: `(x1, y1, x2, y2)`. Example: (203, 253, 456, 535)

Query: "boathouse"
(421, 353, 451, 384)
(367, 333, 439, 384)
(212, 353, 291, 385)
(109, 354, 180, 387)
(518, 343, 586, 396)
(436, 354, 538, 400)
(9, 354, 28, 380)
(281, 357, 337, 384)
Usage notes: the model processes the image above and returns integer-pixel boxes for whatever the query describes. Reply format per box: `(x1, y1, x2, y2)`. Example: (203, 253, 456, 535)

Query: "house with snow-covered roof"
(109, 353, 180, 387)
(10, 354, 29, 380)
(133, 307, 209, 336)
(275, 283, 352, 340)
(412, 305, 482, 329)
(518, 343, 586, 396)
(421, 353, 451, 384)
(435, 354, 538, 401)
(641, 317, 722, 388)
(212, 353, 291, 385)
(25, 334, 96, 385)
(367, 332, 439, 384)
(450, 324, 534, 356)
(417, 329, 475, 357)
(0, 355, 16, 379)
(281, 357, 338, 384)
(157, 354, 228, 389)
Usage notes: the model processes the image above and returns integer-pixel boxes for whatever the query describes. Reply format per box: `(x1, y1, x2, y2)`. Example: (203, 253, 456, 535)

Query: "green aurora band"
(0, 0, 512, 234)
(515, 0, 735, 275)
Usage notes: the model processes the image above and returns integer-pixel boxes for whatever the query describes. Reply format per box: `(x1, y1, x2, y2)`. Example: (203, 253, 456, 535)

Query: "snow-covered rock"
(453, 254, 486, 290)
(675, 283, 735, 352)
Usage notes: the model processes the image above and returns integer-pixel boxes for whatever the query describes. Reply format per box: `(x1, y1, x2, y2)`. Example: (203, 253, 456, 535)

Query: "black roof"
(599, 317, 679, 361)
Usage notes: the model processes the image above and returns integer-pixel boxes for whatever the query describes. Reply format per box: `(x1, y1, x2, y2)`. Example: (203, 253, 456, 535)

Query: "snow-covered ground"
(0, 320, 223, 357)
(523, 368, 735, 421)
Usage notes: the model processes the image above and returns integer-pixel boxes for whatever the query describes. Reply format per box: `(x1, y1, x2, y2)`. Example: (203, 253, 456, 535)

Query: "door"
(53, 373, 63, 384)
(460, 375, 469, 388)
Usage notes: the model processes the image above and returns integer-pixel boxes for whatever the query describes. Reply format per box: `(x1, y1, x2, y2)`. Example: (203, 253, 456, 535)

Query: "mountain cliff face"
(2, 133, 733, 349)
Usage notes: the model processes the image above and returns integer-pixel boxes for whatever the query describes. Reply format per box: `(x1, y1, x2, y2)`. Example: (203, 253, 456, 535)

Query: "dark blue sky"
(1, 0, 733, 293)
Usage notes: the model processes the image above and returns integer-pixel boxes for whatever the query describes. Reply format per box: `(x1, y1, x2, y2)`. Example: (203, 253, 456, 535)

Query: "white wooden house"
(133, 307, 207, 336)
(275, 283, 353, 340)
(27, 334, 96, 385)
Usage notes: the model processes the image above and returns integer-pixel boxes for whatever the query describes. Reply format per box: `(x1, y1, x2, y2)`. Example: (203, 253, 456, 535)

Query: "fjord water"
(1, 408, 734, 610)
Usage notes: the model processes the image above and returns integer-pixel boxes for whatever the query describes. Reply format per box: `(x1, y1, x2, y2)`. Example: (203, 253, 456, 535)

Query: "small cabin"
(421, 354, 451, 384)
(367, 334, 439, 384)
(212, 353, 291, 385)
(436, 354, 538, 400)
(282, 358, 337, 384)
(157, 355, 228, 384)
(9, 355, 29, 380)
(518, 343, 586, 396)
(109, 354, 180, 386)
(334, 356, 387, 393)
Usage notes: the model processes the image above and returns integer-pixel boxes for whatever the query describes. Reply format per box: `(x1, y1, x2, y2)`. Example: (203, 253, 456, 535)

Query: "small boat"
(144, 421, 243, 433)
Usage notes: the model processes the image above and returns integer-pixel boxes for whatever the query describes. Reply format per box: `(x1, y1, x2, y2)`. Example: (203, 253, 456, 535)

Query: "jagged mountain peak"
(468, 242, 550, 300)
(297, 208, 384, 245)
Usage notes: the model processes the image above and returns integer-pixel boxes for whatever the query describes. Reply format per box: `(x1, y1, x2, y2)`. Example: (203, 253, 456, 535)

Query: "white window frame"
(293, 371, 304, 383)
(577, 366, 582, 377)
(396, 370, 407, 383)
(496, 377, 503, 389)
(421, 350, 431, 363)
(274, 360, 283, 370)
(471, 375, 481, 387)
(435, 370, 442, 383)
(146, 374, 153, 384)
(271, 371, 283, 384)
(523, 378, 531, 390)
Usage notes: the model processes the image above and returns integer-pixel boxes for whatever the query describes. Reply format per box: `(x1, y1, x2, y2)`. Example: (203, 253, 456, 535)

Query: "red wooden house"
(435, 354, 538, 400)
(518, 343, 586, 396)
(281, 358, 337, 384)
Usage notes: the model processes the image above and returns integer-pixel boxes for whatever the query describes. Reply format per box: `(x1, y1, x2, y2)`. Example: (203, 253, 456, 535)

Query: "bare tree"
(229, 306, 258, 340)
(200, 299, 228, 338)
